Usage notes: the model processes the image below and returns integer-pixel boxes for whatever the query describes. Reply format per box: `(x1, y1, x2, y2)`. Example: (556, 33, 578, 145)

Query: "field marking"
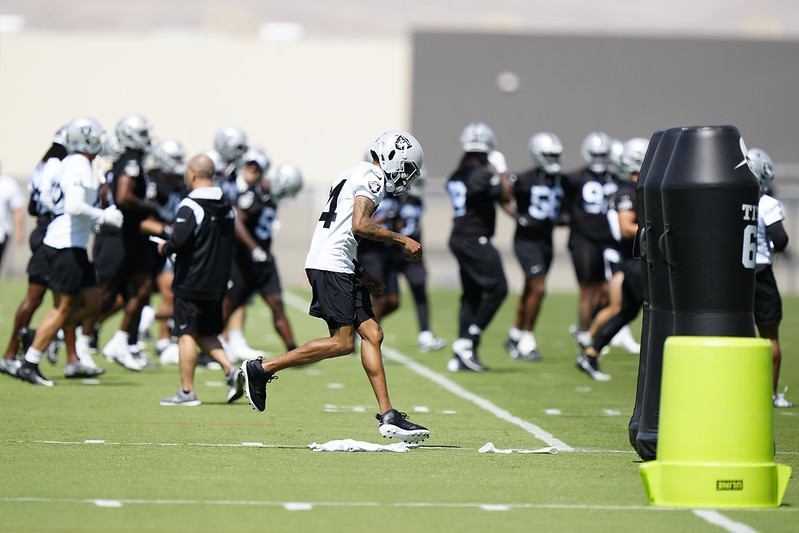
(0, 496, 794, 514)
(693, 510, 760, 533)
(284, 290, 573, 451)
(381, 345, 573, 451)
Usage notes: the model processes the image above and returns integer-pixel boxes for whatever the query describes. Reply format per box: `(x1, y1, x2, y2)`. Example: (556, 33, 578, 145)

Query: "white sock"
(518, 331, 537, 353)
(112, 330, 130, 345)
(227, 329, 246, 347)
(508, 327, 522, 342)
(24, 348, 43, 365)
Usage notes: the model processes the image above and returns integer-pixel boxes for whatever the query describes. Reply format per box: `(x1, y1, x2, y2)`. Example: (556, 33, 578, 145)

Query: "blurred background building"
(1, 1, 798, 292)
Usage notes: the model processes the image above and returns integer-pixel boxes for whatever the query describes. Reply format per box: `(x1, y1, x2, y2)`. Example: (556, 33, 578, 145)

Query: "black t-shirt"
(447, 162, 503, 237)
(235, 182, 277, 255)
(512, 167, 564, 239)
(110, 149, 149, 239)
(562, 166, 618, 246)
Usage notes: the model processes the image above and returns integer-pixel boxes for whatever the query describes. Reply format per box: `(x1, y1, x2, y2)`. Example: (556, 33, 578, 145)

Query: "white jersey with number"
(28, 157, 63, 216)
(756, 194, 784, 266)
(44, 153, 103, 250)
(305, 162, 385, 274)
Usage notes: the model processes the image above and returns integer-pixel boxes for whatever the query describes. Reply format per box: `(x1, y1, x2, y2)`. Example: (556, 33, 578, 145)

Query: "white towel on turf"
(308, 439, 410, 452)
(478, 442, 557, 454)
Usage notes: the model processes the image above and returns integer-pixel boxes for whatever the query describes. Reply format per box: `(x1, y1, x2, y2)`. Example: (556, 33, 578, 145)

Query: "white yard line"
(381, 345, 573, 451)
(285, 290, 573, 451)
(693, 510, 761, 533)
(0, 496, 794, 514)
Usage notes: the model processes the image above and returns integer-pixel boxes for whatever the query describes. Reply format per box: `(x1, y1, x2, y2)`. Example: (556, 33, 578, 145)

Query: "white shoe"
(774, 387, 793, 408)
(139, 305, 156, 338)
(159, 343, 180, 366)
(610, 325, 640, 354)
(514, 331, 542, 361)
(228, 342, 264, 364)
(0, 357, 22, 377)
(451, 338, 488, 372)
(418, 330, 446, 352)
(103, 340, 143, 371)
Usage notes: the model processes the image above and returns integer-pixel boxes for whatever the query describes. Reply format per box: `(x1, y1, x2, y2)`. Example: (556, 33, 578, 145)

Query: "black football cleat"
(376, 409, 430, 443)
(241, 359, 276, 412)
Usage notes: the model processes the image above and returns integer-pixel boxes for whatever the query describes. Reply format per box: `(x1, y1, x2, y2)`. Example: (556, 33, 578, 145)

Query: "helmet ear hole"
(387, 150, 395, 161)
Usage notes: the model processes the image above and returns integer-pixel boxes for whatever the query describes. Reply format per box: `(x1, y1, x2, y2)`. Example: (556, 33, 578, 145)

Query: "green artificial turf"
(0, 279, 796, 532)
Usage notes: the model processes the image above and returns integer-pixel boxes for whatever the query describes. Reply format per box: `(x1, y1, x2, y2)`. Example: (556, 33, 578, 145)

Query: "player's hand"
(359, 270, 385, 295)
(251, 246, 269, 263)
(101, 205, 124, 228)
(403, 237, 422, 262)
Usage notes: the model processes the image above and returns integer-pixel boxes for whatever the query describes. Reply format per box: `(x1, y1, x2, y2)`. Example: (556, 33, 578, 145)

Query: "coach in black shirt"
(157, 154, 244, 406)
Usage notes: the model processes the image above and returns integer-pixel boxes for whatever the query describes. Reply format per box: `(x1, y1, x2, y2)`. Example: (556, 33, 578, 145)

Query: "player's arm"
(766, 220, 789, 253)
(352, 195, 421, 260)
(618, 209, 638, 239)
(115, 175, 158, 216)
(160, 204, 196, 256)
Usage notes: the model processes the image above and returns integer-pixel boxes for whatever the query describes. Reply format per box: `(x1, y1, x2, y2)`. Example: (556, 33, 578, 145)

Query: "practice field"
(0, 278, 796, 532)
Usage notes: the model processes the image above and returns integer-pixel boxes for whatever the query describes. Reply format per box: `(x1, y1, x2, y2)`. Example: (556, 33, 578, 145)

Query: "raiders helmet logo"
(395, 135, 412, 150)
(368, 180, 382, 194)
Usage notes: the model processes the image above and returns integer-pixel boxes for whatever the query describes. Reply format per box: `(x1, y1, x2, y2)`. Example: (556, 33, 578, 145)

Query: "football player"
(240, 130, 429, 443)
(445, 122, 512, 372)
(748, 147, 791, 407)
(223, 148, 301, 361)
(17, 117, 123, 386)
(505, 132, 565, 362)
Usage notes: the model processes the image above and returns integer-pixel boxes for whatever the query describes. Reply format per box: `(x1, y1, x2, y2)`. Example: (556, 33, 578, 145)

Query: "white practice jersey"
(44, 153, 103, 250)
(28, 157, 63, 216)
(305, 161, 385, 274)
(756, 194, 785, 266)
(0, 174, 26, 243)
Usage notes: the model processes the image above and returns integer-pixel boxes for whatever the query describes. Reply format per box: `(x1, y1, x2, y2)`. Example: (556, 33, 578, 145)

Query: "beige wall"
(0, 31, 410, 183)
(0, 30, 413, 279)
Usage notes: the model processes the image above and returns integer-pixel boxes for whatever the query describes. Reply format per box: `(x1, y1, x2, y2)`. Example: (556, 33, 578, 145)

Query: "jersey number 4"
(319, 180, 346, 228)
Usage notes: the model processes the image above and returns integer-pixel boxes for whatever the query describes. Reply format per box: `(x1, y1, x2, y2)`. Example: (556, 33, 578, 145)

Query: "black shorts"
(568, 232, 608, 284)
(306, 268, 374, 330)
(513, 234, 553, 279)
(46, 246, 98, 296)
(26, 242, 51, 287)
(172, 297, 225, 337)
(227, 256, 282, 309)
(754, 265, 782, 325)
(93, 230, 154, 281)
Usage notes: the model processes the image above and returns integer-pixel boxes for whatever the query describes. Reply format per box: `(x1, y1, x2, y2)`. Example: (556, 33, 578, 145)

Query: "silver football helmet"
(619, 137, 649, 180)
(581, 131, 612, 174)
(150, 139, 186, 175)
(99, 135, 125, 162)
(214, 126, 248, 163)
(115, 114, 152, 152)
(65, 116, 105, 155)
(202, 149, 227, 178)
(528, 132, 563, 174)
(52, 125, 68, 147)
(459, 122, 496, 154)
(607, 138, 624, 176)
(271, 163, 303, 201)
(747, 147, 774, 195)
(370, 130, 424, 196)
(242, 146, 270, 172)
